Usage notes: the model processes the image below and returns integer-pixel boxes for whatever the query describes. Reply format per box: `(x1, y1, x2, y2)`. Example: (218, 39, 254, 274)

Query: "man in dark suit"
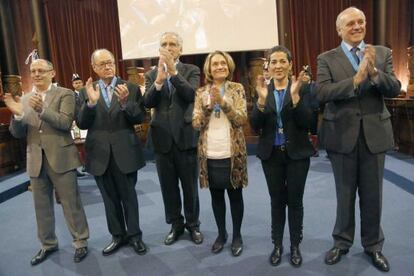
(5, 59, 89, 265)
(316, 7, 401, 272)
(71, 73, 86, 177)
(77, 49, 147, 256)
(144, 32, 203, 245)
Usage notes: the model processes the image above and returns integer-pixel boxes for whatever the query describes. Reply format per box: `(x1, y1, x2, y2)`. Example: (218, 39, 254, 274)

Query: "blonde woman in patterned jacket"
(193, 50, 248, 257)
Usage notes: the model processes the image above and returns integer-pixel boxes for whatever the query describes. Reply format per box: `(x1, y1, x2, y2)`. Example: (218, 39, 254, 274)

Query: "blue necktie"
(350, 47, 360, 65)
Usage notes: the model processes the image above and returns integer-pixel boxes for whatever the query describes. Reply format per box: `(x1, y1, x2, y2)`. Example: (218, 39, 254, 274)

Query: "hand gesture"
(159, 48, 176, 75)
(364, 45, 378, 77)
(3, 93, 23, 116)
(155, 55, 168, 85)
(114, 83, 129, 106)
(29, 93, 43, 113)
(353, 58, 369, 86)
(255, 75, 268, 105)
(210, 85, 222, 106)
(85, 77, 100, 104)
(290, 71, 305, 105)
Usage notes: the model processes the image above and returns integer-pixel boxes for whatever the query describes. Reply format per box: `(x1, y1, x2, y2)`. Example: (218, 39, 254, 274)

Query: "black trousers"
(328, 130, 385, 252)
(155, 143, 199, 230)
(95, 151, 142, 240)
(261, 147, 310, 246)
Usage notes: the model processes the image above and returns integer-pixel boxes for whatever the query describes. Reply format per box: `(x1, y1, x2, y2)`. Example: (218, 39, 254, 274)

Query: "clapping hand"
(85, 77, 100, 104)
(290, 71, 305, 105)
(29, 93, 43, 113)
(255, 75, 268, 106)
(114, 83, 129, 106)
(3, 93, 23, 116)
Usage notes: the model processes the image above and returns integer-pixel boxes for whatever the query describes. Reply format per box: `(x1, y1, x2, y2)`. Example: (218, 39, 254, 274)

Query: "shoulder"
(55, 86, 73, 96)
(144, 68, 157, 78)
(227, 81, 245, 92)
(373, 45, 391, 54)
(318, 47, 341, 60)
(180, 63, 200, 73)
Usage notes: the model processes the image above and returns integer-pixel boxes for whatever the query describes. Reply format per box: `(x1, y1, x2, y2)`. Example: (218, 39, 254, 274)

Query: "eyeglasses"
(30, 69, 53, 75)
(95, 61, 115, 69)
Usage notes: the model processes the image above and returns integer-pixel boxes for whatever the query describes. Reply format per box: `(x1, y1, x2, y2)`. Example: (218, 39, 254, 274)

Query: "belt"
(273, 144, 286, 151)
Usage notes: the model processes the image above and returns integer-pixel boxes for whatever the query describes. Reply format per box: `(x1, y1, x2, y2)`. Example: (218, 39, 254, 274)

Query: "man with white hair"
(144, 32, 203, 245)
(316, 7, 401, 272)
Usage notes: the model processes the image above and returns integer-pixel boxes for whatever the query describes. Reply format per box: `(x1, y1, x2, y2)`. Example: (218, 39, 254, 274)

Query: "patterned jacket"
(192, 81, 248, 189)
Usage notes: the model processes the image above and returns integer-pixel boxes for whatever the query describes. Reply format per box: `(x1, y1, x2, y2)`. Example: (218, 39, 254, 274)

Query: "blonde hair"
(203, 51, 235, 84)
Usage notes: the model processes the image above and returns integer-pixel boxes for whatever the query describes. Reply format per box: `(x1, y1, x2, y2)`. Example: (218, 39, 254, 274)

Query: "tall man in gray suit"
(144, 32, 203, 245)
(77, 49, 147, 256)
(316, 7, 401, 272)
(4, 59, 89, 265)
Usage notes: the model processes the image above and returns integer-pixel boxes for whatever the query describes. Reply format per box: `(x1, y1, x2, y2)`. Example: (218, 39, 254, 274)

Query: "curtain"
(43, 0, 123, 89)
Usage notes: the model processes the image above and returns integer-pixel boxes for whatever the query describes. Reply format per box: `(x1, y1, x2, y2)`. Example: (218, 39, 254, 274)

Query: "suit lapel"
(109, 78, 122, 113)
(334, 46, 357, 78)
(266, 81, 277, 114)
(282, 81, 292, 110)
(44, 85, 58, 110)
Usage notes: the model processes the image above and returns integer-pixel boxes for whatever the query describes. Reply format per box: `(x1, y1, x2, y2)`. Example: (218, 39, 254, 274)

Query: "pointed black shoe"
(130, 238, 148, 255)
(325, 247, 349, 265)
(74, 247, 88, 263)
(365, 251, 390, 272)
(269, 246, 283, 266)
(231, 237, 243, 257)
(102, 237, 126, 256)
(211, 233, 228, 254)
(164, 228, 184, 245)
(290, 245, 302, 267)
(189, 229, 204, 244)
(30, 246, 58, 266)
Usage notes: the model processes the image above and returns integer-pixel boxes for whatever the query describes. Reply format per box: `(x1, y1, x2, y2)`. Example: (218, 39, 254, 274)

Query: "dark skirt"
(207, 158, 231, 189)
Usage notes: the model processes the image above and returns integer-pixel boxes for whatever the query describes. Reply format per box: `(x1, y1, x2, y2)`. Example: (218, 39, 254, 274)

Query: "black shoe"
(365, 251, 390, 272)
(74, 247, 88, 263)
(30, 246, 58, 266)
(189, 229, 204, 244)
(76, 170, 86, 177)
(231, 237, 243, 257)
(164, 229, 184, 245)
(212, 233, 228, 254)
(102, 237, 126, 256)
(269, 246, 283, 266)
(290, 245, 302, 267)
(325, 247, 349, 265)
(130, 238, 147, 255)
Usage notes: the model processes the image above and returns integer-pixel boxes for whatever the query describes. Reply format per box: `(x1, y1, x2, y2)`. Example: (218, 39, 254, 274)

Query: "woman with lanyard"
(251, 46, 315, 267)
(193, 50, 248, 257)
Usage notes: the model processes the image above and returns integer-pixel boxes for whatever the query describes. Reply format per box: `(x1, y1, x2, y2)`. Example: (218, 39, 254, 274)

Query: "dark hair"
(267, 45, 292, 63)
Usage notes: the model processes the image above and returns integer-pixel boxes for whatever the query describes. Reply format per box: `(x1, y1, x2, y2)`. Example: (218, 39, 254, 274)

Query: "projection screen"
(117, 0, 278, 60)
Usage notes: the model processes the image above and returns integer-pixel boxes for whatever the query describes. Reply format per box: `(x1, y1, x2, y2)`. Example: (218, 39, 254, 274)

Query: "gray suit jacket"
(144, 62, 200, 153)
(76, 78, 145, 176)
(316, 45, 401, 154)
(9, 86, 81, 177)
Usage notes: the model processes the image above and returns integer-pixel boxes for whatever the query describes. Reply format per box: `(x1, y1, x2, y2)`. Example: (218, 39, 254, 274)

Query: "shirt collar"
(342, 40, 365, 51)
(32, 83, 52, 94)
(99, 76, 117, 89)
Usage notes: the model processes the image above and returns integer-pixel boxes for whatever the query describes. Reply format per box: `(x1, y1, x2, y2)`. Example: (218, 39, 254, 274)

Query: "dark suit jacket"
(144, 62, 200, 153)
(9, 86, 81, 177)
(76, 78, 146, 176)
(316, 45, 401, 154)
(251, 81, 315, 161)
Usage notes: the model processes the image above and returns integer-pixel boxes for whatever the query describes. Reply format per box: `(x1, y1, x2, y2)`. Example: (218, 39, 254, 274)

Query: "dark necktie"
(350, 47, 360, 65)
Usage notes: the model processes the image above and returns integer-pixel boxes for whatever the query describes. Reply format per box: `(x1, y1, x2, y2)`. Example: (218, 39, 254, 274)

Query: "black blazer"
(144, 62, 200, 153)
(76, 78, 146, 176)
(316, 45, 401, 154)
(251, 80, 315, 161)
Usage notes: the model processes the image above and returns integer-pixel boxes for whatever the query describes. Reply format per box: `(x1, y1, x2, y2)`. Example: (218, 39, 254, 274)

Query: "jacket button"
(356, 112, 361, 116)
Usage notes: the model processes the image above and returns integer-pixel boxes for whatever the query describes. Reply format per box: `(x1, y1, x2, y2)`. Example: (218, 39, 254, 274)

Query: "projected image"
(118, 0, 278, 60)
